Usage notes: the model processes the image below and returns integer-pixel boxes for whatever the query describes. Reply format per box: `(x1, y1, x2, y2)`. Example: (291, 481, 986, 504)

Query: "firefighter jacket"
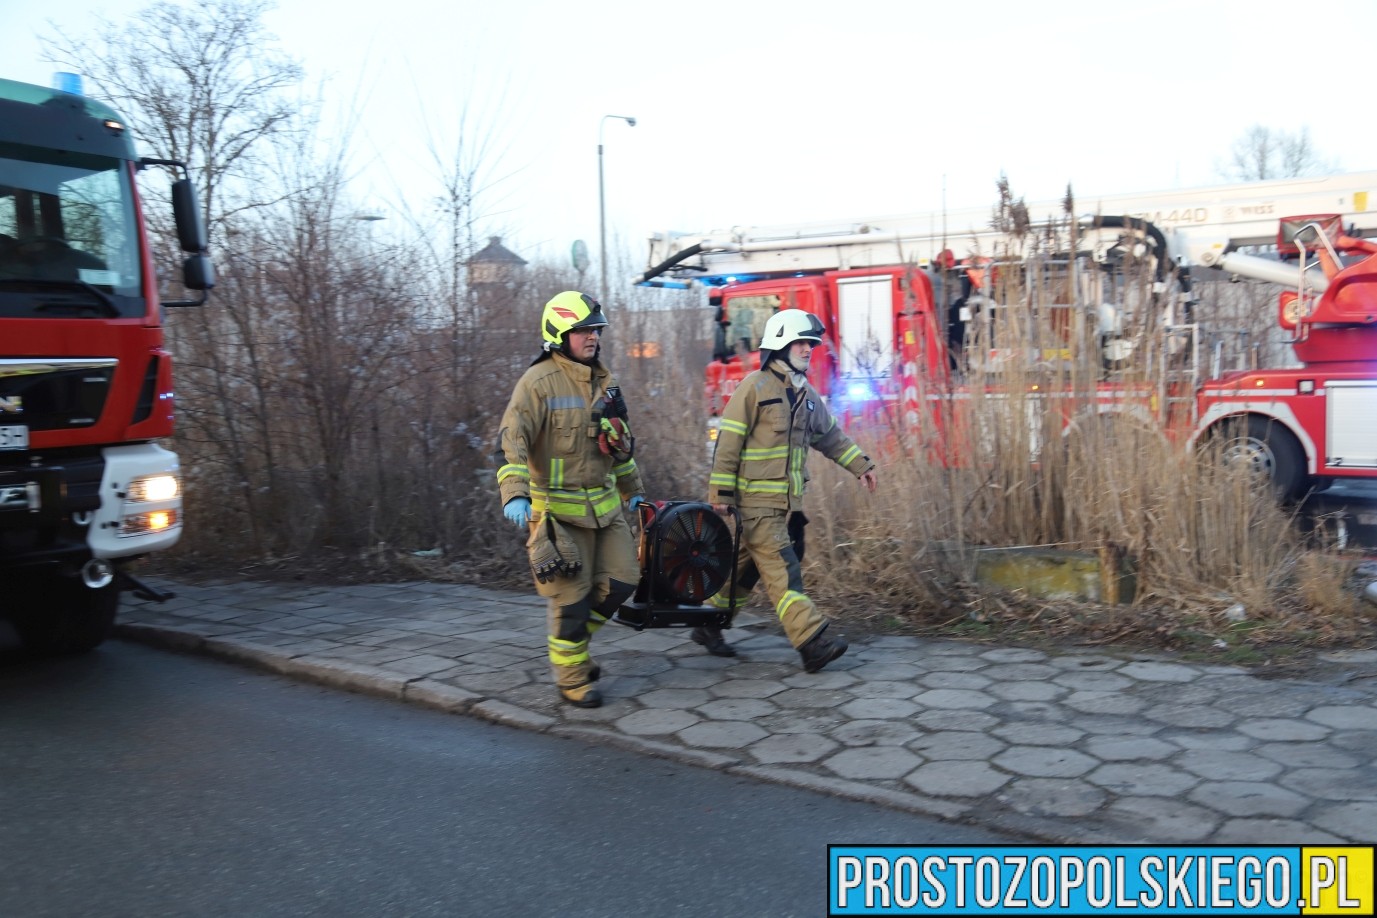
(497, 350, 645, 528)
(708, 365, 873, 512)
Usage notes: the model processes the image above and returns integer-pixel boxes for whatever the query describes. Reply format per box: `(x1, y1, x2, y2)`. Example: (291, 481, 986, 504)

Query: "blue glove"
(628, 495, 647, 511)
(503, 497, 531, 528)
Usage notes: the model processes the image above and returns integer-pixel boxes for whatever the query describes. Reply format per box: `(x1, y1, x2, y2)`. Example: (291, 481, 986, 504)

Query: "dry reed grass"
(791, 251, 1375, 661)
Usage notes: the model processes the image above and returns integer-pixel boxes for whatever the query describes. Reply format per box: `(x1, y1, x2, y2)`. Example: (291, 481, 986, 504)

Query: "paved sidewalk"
(116, 577, 1377, 844)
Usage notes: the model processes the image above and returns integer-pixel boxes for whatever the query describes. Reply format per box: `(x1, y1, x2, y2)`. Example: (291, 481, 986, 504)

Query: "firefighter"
(495, 291, 646, 708)
(700, 308, 878, 670)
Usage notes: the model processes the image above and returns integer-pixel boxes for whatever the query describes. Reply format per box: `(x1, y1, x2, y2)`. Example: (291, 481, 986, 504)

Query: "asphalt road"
(0, 641, 1016, 918)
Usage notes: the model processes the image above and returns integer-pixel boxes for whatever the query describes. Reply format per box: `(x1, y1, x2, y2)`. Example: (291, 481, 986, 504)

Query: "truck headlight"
(118, 473, 182, 538)
(126, 474, 180, 502)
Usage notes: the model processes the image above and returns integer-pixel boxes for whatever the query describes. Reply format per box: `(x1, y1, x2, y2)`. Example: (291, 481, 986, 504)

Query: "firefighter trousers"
(531, 511, 638, 692)
(707, 508, 826, 649)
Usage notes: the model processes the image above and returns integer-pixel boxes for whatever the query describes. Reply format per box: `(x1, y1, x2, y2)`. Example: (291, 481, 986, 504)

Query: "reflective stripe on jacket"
(708, 366, 873, 512)
(497, 351, 644, 527)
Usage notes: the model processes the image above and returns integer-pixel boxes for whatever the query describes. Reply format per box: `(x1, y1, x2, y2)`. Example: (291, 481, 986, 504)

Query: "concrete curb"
(404, 679, 483, 713)
(729, 764, 973, 824)
(470, 699, 558, 731)
(288, 656, 410, 700)
(551, 725, 741, 771)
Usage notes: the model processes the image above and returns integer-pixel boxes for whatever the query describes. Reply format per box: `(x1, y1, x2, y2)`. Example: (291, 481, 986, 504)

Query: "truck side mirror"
(171, 178, 207, 253)
(183, 253, 215, 292)
(711, 322, 729, 361)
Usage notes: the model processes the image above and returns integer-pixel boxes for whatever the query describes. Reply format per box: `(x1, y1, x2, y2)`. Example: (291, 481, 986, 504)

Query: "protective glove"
(503, 497, 531, 528)
(597, 417, 634, 460)
(628, 495, 647, 511)
(527, 515, 582, 583)
(528, 534, 563, 583)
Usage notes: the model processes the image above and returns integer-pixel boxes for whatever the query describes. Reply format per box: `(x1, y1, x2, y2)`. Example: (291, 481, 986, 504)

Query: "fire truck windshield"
(0, 142, 144, 318)
(717, 292, 781, 359)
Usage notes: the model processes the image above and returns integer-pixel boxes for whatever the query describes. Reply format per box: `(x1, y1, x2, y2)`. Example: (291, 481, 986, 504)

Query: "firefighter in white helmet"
(702, 308, 877, 670)
(496, 291, 646, 708)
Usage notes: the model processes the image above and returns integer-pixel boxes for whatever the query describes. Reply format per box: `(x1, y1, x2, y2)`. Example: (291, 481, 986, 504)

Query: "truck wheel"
(13, 577, 119, 655)
(1217, 416, 1307, 502)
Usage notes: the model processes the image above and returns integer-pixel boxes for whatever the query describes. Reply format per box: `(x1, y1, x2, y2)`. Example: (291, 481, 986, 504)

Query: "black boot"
(558, 683, 603, 708)
(798, 624, 847, 673)
(690, 626, 737, 657)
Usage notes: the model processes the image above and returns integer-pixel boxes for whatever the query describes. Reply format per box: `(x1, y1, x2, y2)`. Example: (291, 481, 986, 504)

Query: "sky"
(6, 0, 1377, 277)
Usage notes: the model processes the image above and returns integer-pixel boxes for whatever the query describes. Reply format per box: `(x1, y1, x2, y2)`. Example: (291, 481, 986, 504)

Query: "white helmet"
(759, 308, 825, 375)
(760, 308, 825, 353)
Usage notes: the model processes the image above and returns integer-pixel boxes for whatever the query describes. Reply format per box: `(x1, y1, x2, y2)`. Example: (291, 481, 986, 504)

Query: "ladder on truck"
(1158, 323, 1200, 426)
(1156, 315, 1265, 427)
(640, 170, 1377, 287)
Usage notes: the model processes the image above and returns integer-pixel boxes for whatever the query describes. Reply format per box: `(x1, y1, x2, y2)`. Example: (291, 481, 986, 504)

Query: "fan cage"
(643, 502, 734, 605)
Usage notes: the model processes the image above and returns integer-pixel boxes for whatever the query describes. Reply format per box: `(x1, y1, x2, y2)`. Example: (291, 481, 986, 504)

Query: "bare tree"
(41, 0, 304, 242)
(1220, 124, 1336, 182)
(30, 0, 706, 581)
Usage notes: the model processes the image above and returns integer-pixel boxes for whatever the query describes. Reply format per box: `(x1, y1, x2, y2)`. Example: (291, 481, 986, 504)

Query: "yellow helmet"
(542, 291, 609, 347)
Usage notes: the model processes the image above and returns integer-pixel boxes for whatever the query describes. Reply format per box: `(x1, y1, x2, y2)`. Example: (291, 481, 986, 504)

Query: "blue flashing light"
(846, 382, 874, 401)
(52, 72, 84, 95)
(637, 280, 690, 289)
(697, 273, 768, 287)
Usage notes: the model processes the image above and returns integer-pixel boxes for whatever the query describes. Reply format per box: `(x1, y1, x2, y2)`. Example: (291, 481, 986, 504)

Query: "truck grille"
(0, 453, 104, 562)
(0, 358, 117, 431)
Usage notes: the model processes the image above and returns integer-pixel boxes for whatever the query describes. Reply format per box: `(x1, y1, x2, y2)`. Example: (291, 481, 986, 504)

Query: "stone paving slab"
(115, 578, 1377, 844)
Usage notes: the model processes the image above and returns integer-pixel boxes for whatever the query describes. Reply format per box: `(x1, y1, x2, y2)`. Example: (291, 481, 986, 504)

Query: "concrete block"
(973, 545, 1137, 603)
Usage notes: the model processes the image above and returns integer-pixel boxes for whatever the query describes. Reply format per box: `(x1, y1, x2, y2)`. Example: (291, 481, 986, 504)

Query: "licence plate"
(0, 425, 29, 450)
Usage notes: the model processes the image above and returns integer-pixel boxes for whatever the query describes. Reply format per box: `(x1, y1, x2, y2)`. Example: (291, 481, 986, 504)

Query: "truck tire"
(1217, 416, 1307, 502)
(13, 576, 119, 655)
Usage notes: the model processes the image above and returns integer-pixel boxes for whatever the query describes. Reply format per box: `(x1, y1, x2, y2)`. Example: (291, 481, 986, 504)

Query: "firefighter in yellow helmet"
(495, 291, 646, 708)
(702, 308, 877, 670)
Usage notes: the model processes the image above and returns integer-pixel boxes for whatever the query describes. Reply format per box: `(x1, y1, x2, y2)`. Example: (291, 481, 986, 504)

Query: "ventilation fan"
(615, 500, 739, 629)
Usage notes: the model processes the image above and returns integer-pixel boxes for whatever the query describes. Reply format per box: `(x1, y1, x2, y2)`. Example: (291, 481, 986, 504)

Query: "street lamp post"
(598, 114, 636, 299)
(354, 211, 386, 241)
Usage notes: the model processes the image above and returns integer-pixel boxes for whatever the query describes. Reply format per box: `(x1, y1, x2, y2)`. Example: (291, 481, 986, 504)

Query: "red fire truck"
(1, 75, 213, 653)
(638, 172, 1377, 500)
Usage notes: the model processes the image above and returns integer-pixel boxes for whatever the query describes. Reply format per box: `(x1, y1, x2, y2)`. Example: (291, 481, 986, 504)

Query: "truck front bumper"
(0, 442, 182, 572)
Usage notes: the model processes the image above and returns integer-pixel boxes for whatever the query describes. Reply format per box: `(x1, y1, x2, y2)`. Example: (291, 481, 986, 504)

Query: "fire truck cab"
(0, 75, 213, 653)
